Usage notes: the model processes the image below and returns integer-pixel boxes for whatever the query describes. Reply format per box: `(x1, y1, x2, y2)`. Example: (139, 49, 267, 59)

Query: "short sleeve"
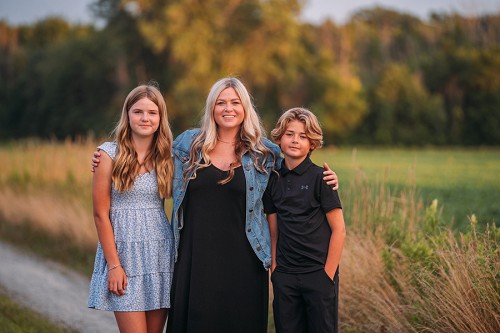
(263, 172, 278, 214)
(319, 172, 342, 213)
(97, 141, 118, 160)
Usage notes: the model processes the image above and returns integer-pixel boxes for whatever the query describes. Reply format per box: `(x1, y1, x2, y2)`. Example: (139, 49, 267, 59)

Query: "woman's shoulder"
(97, 141, 117, 160)
(261, 137, 282, 168)
(173, 128, 201, 151)
(261, 137, 280, 155)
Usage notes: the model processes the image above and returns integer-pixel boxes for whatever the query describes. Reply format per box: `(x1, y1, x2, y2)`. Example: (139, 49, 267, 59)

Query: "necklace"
(217, 137, 237, 144)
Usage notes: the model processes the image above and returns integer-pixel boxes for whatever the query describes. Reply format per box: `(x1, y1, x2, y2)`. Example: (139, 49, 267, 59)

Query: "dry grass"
(0, 138, 99, 247)
(0, 187, 96, 247)
(0, 138, 95, 188)
(340, 232, 419, 333)
(339, 175, 499, 333)
(412, 229, 500, 333)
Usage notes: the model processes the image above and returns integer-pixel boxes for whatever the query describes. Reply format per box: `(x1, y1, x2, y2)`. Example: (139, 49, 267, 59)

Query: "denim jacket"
(171, 128, 282, 269)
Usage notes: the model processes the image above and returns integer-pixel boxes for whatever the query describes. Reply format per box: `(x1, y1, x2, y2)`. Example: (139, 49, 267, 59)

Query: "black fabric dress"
(166, 165, 269, 333)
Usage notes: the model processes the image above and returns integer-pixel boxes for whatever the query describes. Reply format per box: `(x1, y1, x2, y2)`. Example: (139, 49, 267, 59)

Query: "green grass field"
(312, 147, 500, 231)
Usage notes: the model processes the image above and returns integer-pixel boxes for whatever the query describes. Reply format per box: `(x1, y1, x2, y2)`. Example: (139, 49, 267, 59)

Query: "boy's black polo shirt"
(263, 157, 342, 274)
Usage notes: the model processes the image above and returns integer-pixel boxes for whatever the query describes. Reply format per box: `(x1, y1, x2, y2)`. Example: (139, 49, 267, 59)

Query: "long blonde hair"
(112, 83, 174, 198)
(184, 77, 274, 184)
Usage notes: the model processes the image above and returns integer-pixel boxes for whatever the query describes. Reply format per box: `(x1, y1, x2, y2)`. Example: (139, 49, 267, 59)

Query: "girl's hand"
(91, 149, 101, 172)
(323, 162, 339, 190)
(108, 266, 127, 296)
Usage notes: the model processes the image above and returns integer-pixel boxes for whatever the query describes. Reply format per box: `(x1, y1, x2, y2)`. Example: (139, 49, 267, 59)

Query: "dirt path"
(0, 241, 118, 333)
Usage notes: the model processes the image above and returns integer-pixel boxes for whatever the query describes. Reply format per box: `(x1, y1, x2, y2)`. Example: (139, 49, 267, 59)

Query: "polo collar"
(280, 157, 313, 176)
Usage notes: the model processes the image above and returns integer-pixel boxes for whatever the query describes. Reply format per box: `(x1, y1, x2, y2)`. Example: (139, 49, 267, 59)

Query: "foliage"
(363, 64, 446, 144)
(0, 4, 499, 143)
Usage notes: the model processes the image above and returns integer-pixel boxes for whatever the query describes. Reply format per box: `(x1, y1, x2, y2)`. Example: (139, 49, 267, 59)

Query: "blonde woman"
(88, 83, 174, 333)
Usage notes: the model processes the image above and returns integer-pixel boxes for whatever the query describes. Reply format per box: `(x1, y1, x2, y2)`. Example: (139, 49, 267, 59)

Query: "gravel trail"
(0, 241, 118, 332)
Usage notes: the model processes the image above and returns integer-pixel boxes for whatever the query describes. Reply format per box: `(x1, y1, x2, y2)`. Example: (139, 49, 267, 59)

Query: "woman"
(166, 77, 280, 332)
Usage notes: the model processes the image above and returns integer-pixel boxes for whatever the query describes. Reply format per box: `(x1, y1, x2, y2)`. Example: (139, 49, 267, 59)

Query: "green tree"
(368, 64, 446, 145)
(7, 32, 119, 138)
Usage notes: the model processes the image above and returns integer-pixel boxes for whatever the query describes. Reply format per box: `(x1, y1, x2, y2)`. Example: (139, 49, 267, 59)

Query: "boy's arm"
(324, 208, 346, 280)
(266, 213, 278, 273)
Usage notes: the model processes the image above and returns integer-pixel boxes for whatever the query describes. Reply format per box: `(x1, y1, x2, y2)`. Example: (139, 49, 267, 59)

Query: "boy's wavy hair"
(271, 107, 323, 155)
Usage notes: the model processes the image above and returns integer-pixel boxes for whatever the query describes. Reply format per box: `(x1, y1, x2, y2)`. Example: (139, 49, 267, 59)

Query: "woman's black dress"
(166, 165, 268, 333)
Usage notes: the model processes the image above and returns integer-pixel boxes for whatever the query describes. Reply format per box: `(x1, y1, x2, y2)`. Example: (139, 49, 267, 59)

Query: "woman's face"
(213, 87, 245, 131)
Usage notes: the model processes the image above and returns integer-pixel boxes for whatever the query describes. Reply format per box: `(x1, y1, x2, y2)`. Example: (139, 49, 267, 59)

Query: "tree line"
(1, 0, 499, 145)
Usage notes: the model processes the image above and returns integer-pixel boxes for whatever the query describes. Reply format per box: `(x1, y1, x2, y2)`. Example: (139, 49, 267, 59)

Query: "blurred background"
(0, 1, 499, 332)
(0, 0, 499, 145)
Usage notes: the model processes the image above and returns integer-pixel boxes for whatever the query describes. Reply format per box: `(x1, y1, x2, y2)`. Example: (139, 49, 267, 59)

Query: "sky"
(0, 0, 499, 26)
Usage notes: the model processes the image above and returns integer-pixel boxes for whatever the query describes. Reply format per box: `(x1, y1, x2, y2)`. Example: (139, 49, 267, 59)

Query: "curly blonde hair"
(184, 77, 274, 184)
(271, 107, 323, 155)
(112, 83, 174, 198)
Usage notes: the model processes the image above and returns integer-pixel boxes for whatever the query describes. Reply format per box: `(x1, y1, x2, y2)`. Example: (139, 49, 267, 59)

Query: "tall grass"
(0, 138, 97, 248)
(339, 175, 499, 333)
(0, 141, 498, 332)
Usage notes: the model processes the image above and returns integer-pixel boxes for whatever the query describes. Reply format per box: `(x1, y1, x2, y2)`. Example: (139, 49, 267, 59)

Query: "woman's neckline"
(209, 163, 242, 172)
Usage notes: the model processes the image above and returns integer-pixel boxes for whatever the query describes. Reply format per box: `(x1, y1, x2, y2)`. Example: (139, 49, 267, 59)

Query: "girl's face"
(213, 87, 245, 131)
(277, 120, 314, 162)
(128, 97, 160, 138)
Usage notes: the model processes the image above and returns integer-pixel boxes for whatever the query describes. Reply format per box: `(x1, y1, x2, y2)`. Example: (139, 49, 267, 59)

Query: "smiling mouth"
(223, 115, 235, 118)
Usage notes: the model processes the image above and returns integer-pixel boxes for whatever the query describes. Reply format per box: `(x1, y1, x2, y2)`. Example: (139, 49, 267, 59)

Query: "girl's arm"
(92, 153, 127, 296)
(266, 213, 278, 273)
(324, 208, 346, 280)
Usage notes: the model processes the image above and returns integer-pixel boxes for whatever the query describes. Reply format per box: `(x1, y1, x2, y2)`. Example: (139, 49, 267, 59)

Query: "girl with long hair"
(88, 83, 174, 333)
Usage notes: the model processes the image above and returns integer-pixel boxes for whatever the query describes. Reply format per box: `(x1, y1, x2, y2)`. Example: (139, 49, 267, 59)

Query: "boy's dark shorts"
(271, 269, 339, 333)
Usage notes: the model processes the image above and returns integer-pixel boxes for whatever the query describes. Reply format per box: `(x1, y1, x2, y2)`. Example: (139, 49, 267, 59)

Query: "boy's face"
(277, 120, 314, 164)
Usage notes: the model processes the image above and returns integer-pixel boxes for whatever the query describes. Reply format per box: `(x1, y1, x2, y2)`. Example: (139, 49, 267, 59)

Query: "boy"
(264, 107, 346, 333)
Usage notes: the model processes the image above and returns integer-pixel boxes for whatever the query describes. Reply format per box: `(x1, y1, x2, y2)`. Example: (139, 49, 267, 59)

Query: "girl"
(88, 83, 174, 333)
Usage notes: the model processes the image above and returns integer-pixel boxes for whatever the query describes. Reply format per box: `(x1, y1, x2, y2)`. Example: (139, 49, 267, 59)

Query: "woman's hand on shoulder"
(91, 148, 101, 172)
(323, 162, 338, 191)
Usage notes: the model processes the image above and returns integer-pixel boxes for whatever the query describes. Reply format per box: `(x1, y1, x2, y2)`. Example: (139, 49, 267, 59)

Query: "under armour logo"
(301, 185, 309, 190)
